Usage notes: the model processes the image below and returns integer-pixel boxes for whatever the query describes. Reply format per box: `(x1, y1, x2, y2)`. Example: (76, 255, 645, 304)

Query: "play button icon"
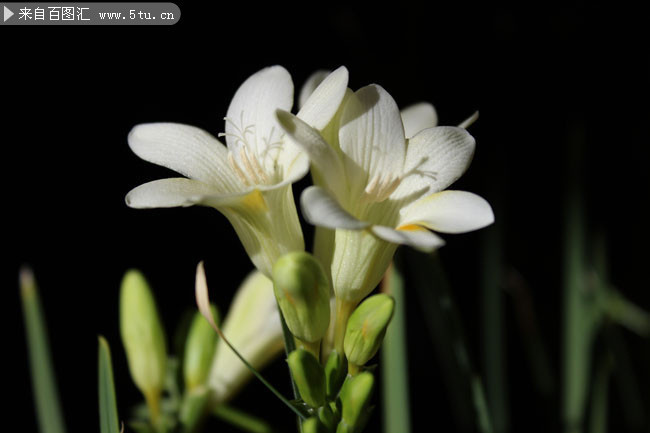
(4, 5, 14, 22)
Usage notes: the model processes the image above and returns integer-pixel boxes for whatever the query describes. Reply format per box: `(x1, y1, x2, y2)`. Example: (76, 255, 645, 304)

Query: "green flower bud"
(119, 270, 167, 408)
(324, 350, 347, 399)
(272, 251, 330, 343)
(318, 404, 339, 430)
(337, 372, 375, 433)
(287, 348, 326, 408)
(344, 294, 395, 367)
(303, 417, 328, 433)
(183, 306, 219, 391)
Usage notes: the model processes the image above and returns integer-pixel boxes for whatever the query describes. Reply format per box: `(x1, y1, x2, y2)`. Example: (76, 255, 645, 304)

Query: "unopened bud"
(272, 252, 330, 343)
(337, 372, 375, 433)
(183, 306, 219, 391)
(344, 294, 394, 367)
(287, 348, 326, 408)
(318, 404, 338, 431)
(119, 270, 167, 407)
(303, 417, 328, 433)
(324, 350, 347, 399)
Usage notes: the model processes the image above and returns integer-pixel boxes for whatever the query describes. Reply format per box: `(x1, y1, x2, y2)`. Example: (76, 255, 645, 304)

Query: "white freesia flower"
(195, 264, 284, 405)
(126, 66, 349, 277)
(276, 84, 494, 304)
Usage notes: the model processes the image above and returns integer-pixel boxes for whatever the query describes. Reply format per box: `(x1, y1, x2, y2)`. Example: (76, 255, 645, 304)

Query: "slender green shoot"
(98, 336, 121, 433)
(20, 266, 67, 433)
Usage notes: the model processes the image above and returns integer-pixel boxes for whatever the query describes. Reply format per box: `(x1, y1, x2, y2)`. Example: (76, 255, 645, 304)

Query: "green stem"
(333, 298, 356, 355)
(214, 405, 275, 433)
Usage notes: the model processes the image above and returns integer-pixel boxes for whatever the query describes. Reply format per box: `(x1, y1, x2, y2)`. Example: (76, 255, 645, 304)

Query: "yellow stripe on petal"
(396, 224, 427, 232)
(241, 189, 268, 213)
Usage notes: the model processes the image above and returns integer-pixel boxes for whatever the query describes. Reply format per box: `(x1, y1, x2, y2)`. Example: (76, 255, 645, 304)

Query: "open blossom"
(277, 84, 493, 303)
(125, 66, 348, 277)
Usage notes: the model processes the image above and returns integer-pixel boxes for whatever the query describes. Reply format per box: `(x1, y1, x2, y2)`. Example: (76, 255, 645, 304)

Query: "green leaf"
(20, 267, 67, 433)
(380, 258, 411, 433)
(404, 249, 493, 433)
(98, 336, 121, 433)
(588, 352, 612, 433)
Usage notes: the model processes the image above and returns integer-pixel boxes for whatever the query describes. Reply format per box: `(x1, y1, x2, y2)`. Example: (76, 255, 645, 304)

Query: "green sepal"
(179, 387, 212, 433)
(287, 348, 327, 408)
(119, 270, 167, 409)
(273, 251, 331, 343)
(318, 404, 339, 430)
(183, 306, 219, 391)
(344, 294, 395, 366)
(338, 372, 375, 433)
(303, 417, 328, 433)
(324, 351, 347, 399)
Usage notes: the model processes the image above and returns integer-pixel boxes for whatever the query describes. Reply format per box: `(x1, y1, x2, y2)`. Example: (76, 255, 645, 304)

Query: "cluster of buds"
(272, 251, 394, 433)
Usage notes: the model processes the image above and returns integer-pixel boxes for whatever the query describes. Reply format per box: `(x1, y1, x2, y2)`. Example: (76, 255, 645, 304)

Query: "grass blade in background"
(588, 352, 612, 433)
(480, 215, 509, 433)
(562, 124, 597, 433)
(380, 256, 412, 433)
(20, 267, 67, 433)
(404, 249, 493, 433)
(98, 336, 121, 433)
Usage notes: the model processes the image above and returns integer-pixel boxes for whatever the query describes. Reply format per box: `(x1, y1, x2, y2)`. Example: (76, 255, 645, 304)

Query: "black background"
(4, 2, 649, 432)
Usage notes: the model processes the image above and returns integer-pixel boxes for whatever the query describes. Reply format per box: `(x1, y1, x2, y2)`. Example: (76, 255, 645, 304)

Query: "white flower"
(126, 66, 349, 277)
(195, 263, 284, 404)
(276, 84, 493, 303)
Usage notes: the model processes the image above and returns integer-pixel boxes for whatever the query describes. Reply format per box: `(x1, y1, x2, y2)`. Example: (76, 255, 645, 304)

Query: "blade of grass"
(480, 218, 509, 433)
(214, 405, 276, 433)
(98, 336, 121, 433)
(405, 249, 493, 433)
(380, 255, 411, 433)
(588, 352, 612, 433)
(20, 266, 67, 433)
(562, 125, 601, 433)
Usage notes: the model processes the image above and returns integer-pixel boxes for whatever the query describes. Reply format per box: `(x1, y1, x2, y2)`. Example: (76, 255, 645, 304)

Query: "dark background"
(4, 2, 649, 432)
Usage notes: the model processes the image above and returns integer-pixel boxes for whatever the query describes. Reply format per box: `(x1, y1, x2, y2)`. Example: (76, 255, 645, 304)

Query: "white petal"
(301, 186, 369, 231)
(401, 190, 494, 234)
(392, 126, 476, 199)
(297, 66, 349, 130)
(298, 70, 330, 109)
(128, 123, 241, 190)
(225, 66, 293, 160)
(401, 102, 438, 138)
(208, 270, 284, 403)
(275, 110, 346, 196)
(125, 178, 223, 209)
(371, 224, 445, 252)
(339, 85, 406, 197)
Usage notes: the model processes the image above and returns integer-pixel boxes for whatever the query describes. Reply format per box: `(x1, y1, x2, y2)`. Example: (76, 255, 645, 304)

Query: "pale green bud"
(318, 404, 339, 431)
(119, 270, 167, 402)
(324, 350, 347, 399)
(287, 348, 327, 408)
(272, 251, 330, 343)
(183, 306, 219, 391)
(344, 294, 395, 367)
(337, 372, 375, 433)
(303, 417, 328, 433)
